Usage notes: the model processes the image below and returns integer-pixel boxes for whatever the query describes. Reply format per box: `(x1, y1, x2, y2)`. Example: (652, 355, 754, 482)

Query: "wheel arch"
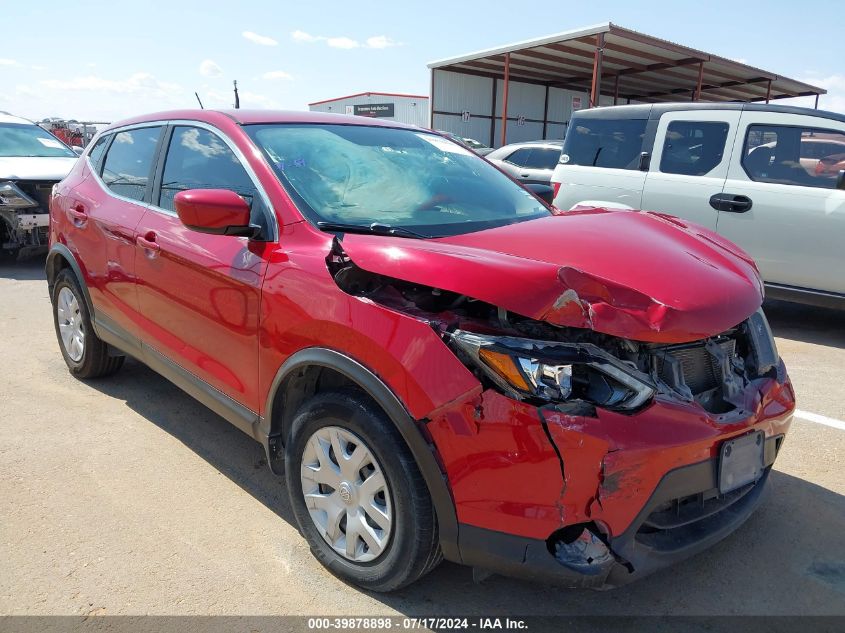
(263, 347, 460, 561)
(46, 244, 95, 318)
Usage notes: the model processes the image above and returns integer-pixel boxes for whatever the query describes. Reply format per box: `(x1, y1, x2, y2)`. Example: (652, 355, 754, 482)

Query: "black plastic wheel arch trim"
(262, 347, 460, 562)
(46, 245, 96, 326)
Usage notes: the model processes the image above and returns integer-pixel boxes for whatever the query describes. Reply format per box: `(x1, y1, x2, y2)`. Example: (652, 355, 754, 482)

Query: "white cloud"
(292, 30, 320, 43)
(778, 73, 845, 114)
(242, 31, 278, 46)
(0, 58, 21, 66)
(41, 72, 182, 98)
(199, 59, 223, 78)
(11, 72, 186, 120)
(365, 35, 400, 49)
(291, 30, 400, 49)
(262, 70, 293, 80)
(327, 37, 360, 49)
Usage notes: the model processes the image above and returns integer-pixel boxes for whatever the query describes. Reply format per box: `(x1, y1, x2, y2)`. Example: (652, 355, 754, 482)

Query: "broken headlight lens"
(0, 182, 38, 208)
(450, 330, 655, 411)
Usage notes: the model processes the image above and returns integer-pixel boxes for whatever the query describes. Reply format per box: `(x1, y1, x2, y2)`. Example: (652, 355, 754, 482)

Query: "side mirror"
(523, 183, 555, 205)
(637, 152, 651, 171)
(837, 170, 845, 191)
(174, 189, 256, 237)
(72, 146, 84, 156)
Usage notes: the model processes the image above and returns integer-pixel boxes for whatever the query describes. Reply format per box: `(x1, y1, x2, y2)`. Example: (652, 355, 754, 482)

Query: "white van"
(551, 103, 845, 308)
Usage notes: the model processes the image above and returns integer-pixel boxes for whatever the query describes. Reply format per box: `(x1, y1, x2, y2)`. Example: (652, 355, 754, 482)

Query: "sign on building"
(353, 103, 395, 118)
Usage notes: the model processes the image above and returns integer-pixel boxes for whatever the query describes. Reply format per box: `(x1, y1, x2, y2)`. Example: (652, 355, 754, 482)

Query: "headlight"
(449, 330, 655, 412)
(746, 307, 779, 376)
(0, 182, 38, 208)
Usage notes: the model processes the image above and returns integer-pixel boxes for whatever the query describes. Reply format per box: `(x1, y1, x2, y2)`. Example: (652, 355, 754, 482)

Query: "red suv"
(47, 110, 795, 591)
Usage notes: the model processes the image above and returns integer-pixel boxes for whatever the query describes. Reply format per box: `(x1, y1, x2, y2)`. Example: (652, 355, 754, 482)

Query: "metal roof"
(428, 22, 825, 104)
(308, 92, 429, 106)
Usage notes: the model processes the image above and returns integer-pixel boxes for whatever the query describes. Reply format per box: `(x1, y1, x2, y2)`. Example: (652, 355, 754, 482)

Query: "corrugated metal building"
(308, 92, 429, 127)
(428, 22, 825, 148)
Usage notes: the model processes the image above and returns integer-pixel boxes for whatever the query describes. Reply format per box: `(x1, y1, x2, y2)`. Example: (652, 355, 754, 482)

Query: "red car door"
(133, 124, 274, 421)
(63, 125, 164, 340)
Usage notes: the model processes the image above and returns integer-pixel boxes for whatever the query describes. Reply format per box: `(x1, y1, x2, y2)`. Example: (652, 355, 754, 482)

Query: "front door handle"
(710, 193, 753, 213)
(136, 232, 160, 256)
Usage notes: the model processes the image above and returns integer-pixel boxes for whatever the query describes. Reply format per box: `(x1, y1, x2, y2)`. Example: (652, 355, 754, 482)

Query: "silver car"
(486, 140, 563, 185)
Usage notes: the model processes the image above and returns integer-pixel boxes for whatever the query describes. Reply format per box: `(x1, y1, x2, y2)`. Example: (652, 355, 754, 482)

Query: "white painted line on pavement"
(794, 409, 845, 431)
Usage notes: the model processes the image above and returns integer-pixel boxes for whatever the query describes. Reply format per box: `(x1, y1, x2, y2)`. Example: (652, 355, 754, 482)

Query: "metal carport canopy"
(427, 22, 825, 145)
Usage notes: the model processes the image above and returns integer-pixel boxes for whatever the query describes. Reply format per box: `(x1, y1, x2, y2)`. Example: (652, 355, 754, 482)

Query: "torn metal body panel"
(338, 208, 764, 344)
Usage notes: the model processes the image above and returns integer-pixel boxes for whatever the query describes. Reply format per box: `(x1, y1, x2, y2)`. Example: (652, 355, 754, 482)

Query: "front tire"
(51, 268, 124, 379)
(285, 389, 441, 591)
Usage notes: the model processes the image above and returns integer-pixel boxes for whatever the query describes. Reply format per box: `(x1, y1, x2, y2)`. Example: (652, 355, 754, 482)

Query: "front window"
(660, 121, 729, 176)
(245, 124, 551, 237)
(0, 122, 76, 158)
(158, 126, 270, 235)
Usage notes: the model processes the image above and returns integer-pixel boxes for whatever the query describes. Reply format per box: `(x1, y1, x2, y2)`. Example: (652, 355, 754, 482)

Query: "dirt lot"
(1, 257, 844, 619)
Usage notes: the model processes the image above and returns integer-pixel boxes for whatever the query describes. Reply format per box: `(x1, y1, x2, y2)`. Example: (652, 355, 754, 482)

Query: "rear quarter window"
(561, 118, 647, 170)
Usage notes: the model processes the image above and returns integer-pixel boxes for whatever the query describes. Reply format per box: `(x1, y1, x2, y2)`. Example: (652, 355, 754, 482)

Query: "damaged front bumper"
(427, 362, 794, 589)
(458, 444, 780, 589)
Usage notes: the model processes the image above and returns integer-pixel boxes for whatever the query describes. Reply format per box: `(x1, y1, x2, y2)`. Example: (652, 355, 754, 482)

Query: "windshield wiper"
(316, 221, 428, 239)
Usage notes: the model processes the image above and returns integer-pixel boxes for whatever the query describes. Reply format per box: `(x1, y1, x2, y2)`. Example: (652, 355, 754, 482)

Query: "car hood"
(0, 156, 78, 181)
(339, 208, 764, 343)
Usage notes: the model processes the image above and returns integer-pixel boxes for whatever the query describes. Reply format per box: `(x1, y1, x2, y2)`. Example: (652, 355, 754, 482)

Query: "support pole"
(501, 52, 510, 146)
(694, 62, 704, 101)
(590, 33, 605, 108)
(429, 70, 435, 128)
(542, 84, 550, 139)
(613, 74, 619, 105)
(765, 80, 772, 104)
(814, 94, 820, 109)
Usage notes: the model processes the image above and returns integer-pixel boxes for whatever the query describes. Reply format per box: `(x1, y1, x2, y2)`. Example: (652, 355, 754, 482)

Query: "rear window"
(101, 126, 163, 202)
(523, 147, 562, 170)
(561, 118, 647, 170)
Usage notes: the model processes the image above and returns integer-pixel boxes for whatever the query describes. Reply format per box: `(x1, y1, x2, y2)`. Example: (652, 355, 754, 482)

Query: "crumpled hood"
(0, 156, 77, 181)
(340, 208, 764, 343)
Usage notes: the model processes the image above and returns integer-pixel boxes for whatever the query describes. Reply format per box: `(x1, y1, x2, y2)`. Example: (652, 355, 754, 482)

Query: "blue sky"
(2, 0, 843, 122)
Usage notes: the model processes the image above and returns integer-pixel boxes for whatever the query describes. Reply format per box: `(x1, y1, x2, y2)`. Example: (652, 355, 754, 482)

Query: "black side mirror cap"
(638, 152, 651, 171)
(523, 183, 555, 205)
(837, 170, 845, 191)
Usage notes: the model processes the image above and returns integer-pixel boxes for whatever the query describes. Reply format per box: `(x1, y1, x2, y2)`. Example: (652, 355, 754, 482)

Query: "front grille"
(656, 339, 736, 395)
(635, 480, 757, 551)
(15, 180, 57, 212)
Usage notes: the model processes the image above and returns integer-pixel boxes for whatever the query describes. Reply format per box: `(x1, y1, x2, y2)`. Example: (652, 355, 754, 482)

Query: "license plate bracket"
(718, 431, 765, 494)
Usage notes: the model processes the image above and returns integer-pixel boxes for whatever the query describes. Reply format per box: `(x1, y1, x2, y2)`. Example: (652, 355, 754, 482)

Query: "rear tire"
(51, 268, 124, 379)
(285, 389, 441, 591)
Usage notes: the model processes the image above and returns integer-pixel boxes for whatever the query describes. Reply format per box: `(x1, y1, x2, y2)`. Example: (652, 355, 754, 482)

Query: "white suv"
(551, 103, 845, 308)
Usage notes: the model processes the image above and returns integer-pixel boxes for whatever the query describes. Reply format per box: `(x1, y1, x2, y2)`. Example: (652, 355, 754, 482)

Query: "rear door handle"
(68, 204, 88, 226)
(136, 232, 160, 256)
(709, 193, 753, 213)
